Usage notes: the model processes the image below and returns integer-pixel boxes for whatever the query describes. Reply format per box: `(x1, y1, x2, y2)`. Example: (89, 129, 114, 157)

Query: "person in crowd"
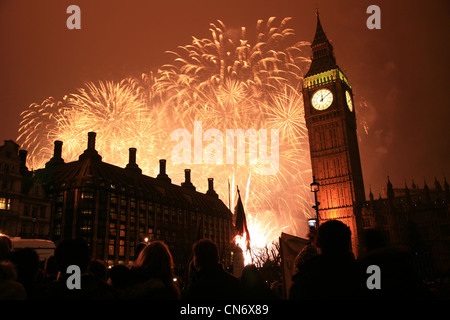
(0, 235, 12, 262)
(9, 247, 43, 300)
(293, 228, 318, 275)
(89, 259, 108, 282)
(240, 264, 279, 300)
(182, 239, 243, 300)
(42, 255, 58, 284)
(289, 220, 363, 299)
(358, 228, 432, 299)
(107, 264, 132, 298)
(42, 237, 114, 300)
(0, 260, 27, 300)
(135, 242, 147, 260)
(127, 240, 180, 299)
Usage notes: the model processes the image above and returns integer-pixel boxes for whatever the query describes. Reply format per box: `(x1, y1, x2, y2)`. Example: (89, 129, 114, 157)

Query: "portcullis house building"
(35, 132, 234, 268)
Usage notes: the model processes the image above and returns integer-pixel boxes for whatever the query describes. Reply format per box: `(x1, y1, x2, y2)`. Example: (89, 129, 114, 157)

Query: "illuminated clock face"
(346, 90, 353, 112)
(311, 89, 333, 110)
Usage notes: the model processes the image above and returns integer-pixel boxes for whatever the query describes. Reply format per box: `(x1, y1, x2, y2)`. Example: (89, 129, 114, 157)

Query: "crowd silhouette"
(0, 220, 447, 300)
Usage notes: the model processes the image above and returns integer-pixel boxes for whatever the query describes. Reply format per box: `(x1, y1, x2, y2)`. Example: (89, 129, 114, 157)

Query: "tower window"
(0, 197, 11, 210)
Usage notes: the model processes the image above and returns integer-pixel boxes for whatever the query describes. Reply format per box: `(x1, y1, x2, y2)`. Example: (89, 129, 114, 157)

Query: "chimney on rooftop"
(87, 132, 96, 150)
(79, 132, 102, 161)
(19, 150, 28, 174)
(181, 169, 196, 191)
(206, 178, 218, 198)
(54, 141, 63, 159)
(125, 147, 142, 174)
(156, 159, 171, 183)
(45, 140, 65, 168)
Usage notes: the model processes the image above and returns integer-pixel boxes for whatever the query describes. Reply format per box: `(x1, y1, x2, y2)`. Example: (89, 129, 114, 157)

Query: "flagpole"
(228, 179, 230, 210)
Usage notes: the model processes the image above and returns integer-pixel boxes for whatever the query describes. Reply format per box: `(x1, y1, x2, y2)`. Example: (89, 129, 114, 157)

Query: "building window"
(164, 206, 169, 222)
(23, 204, 30, 216)
(119, 240, 125, 256)
(40, 206, 46, 219)
(109, 239, 115, 256)
(120, 224, 126, 237)
(55, 207, 63, 219)
(56, 193, 64, 203)
(171, 208, 177, 223)
(81, 192, 94, 199)
(81, 209, 92, 216)
(80, 225, 91, 232)
(109, 207, 117, 220)
(120, 211, 126, 222)
(54, 223, 61, 236)
(110, 193, 118, 204)
(31, 206, 38, 218)
(110, 223, 117, 236)
(0, 197, 11, 210)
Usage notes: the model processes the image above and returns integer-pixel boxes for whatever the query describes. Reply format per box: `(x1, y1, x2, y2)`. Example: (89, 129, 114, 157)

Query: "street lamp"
(310, 176, 320, 228)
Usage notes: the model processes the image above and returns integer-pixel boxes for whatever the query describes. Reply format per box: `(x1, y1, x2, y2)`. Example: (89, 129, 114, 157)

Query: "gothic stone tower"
(302, 13, 365, 254)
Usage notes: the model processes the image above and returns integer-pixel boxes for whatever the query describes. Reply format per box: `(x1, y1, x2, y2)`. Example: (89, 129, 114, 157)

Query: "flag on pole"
(234, 186, 251, 251)
(279, 232, 309, 299)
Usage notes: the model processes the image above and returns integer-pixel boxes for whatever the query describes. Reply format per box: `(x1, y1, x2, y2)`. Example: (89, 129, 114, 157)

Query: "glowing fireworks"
(18, 17, 315, 260)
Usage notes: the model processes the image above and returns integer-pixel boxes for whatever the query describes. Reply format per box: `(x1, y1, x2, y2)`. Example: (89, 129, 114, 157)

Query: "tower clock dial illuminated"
(311, 88, 333, 110)
(346, 90, 353, 112)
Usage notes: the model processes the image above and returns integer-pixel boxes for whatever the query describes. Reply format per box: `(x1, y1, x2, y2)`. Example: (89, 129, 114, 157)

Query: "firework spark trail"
(149, 17, 313, 252)
(18, 17, 316, 257)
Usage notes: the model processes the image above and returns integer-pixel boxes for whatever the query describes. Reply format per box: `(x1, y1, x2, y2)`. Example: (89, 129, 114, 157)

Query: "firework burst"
(18, 17, 314, 258)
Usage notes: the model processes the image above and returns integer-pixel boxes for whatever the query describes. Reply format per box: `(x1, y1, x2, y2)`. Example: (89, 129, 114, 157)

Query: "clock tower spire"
(305, 11, 337, 78)
(302, 13, 365, 255)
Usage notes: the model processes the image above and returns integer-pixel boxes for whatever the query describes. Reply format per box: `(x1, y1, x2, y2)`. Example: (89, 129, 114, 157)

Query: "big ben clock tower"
(303, 12, 365, 254)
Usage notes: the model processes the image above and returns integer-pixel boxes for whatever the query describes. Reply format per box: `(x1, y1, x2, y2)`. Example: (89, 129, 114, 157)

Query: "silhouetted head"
(135, 242, 147, 259)
(44, 255, 58, 276)
(0, 235, 12, 261)
(193, 239, 219, 270)
(9, 247, 40, 285)
(317, 220, 352, 255)
(241, 264, 265, 288)
(134, 241, 174, 282)
(108, 264, 131, 289)
(89, 259, 108, 281)
(54, 238, 91, 273)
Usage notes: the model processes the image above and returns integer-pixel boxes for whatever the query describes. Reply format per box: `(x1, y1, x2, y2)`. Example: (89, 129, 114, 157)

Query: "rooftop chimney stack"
(19, 150, 28, 173)
(129, 148, 137, 165)
(45, 140, 65, 168)
(125, 147, 142, 174)
(87, 132, 96, 150)
(79, 132, 102, 161)
(181, 169, 196, 191)
(54, 141, 63, 159)
(156, 159, 171, 183)
(206, 177, 218, 198)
